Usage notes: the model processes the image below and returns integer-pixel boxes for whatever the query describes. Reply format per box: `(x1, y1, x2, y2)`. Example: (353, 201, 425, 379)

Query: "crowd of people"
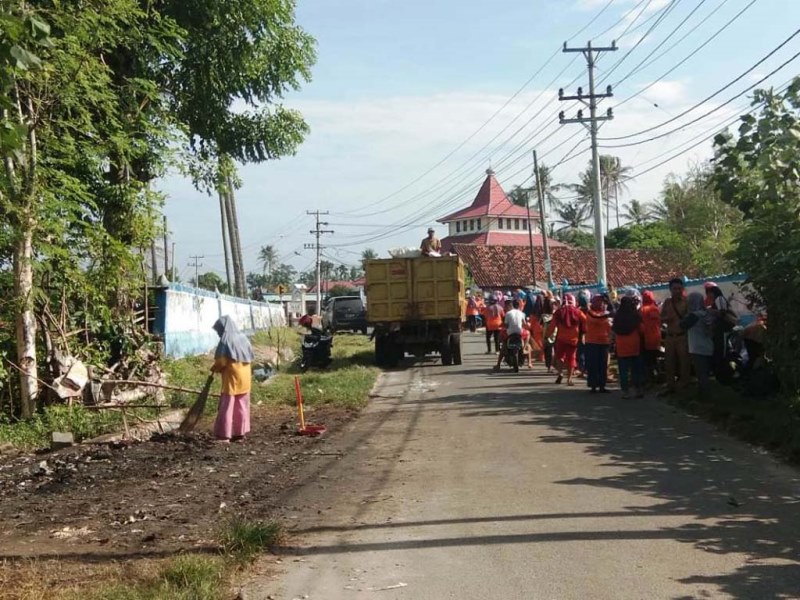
(465, 277, 762, 398)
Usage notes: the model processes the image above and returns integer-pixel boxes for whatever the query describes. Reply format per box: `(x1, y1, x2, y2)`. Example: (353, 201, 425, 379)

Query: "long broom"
(178, 374, 215, 434)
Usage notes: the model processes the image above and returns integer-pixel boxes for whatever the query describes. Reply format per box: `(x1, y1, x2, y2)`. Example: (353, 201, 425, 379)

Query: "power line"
(601, 27, 800, 142)
(600, 45, 800, 148)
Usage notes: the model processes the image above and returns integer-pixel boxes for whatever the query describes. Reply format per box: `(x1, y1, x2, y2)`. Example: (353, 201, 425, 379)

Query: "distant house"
(452, 244, 699, 291)
(436, 168, 567, 253)
(307, 278, 365, 294)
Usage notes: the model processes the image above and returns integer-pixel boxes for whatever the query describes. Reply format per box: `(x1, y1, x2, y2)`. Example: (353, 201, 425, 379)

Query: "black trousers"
(467, 314, 477, 333)
(486, 329, 499, 352)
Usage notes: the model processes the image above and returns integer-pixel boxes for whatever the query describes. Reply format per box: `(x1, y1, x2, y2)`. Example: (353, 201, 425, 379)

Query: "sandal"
(555, 375, 563, 384)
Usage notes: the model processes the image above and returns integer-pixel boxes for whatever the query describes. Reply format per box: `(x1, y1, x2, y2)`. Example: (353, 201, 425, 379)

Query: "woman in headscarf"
(211, 316, 254, 442)
(640, 290, 662, 386)
(547, 293, 586, 386)
(612, 296, 644, 399)
(482, 296, 504, 354)
(575, 290, 592, 379)
(584, 294, 613, 393)
(681, 292, 714, 392)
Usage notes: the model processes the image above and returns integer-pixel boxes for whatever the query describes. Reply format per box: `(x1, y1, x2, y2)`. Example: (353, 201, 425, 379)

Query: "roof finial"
(486, 161, 495, 176)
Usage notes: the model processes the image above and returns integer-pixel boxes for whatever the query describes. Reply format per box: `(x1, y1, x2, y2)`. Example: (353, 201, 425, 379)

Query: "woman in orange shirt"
(612, 296, 644, 399)
(466, 292, 480, 333)
(640, 290, 662, 385)
(584, 294, 613, 393)
(548, 294, 586, 386)
(211, 316, 254, 442)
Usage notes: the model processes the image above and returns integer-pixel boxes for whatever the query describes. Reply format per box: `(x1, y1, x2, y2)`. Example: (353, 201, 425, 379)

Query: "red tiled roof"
(441, 231, 567, 253)
(308, 279, 364, 293)
(452, 244, 699, 289)
(438, 169, 539, 222)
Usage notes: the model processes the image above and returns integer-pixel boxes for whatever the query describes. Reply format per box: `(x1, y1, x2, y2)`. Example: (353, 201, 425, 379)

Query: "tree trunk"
(223, 177, 246, 297)
(14, 218, 37, 418)
(218, 187, 233, 293)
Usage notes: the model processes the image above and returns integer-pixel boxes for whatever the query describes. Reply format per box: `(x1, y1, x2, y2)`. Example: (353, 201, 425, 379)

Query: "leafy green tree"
(509, 163, 560, 211)
(605, 222, 685, 252)
(553, 229, 595, 249)
(194, 272, 228, 294)
(334, 264, 350, 281)
(713, 78, 800, 393)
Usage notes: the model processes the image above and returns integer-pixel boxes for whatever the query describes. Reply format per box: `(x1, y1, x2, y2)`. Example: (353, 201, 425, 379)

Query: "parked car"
(322, 295, 368, 334)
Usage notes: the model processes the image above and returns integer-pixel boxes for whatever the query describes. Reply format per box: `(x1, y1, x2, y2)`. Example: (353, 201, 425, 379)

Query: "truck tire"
(388, 340, 403, 368)
(441, 338, 453, 366)
(375, 335, 387, 367)
(451, 334, 462, 365)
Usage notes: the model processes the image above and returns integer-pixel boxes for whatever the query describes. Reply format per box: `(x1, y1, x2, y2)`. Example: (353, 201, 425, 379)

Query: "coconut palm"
(258, 244, 278, 276)
(621, 199, 652, 226)
(599, 155, 633, 230)
(554, 201, 591, 233)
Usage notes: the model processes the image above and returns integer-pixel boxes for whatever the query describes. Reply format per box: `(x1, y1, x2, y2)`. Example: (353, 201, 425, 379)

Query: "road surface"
(248, 333, 800, 599)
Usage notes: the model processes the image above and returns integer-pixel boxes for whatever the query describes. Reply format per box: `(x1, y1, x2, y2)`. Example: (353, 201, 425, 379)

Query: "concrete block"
(51, 431, 75, 450)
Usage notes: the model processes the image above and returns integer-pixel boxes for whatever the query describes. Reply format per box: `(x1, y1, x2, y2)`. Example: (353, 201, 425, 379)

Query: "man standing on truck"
(420, 228, 442, 256)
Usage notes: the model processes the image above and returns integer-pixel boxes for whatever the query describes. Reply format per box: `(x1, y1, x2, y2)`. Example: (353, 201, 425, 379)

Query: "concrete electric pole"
(533, 150, 554, 290)
(558, 40, 617, 287)
(305, 211, 333, 315)
(188, 255, 204, 288)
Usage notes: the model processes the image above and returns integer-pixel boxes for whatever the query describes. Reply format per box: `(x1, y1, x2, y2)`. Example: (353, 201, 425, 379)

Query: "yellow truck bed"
(365, 256, 465, 323)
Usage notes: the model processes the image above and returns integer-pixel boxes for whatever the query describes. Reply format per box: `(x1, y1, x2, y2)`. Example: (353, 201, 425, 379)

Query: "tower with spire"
(436, 168, 565, 253)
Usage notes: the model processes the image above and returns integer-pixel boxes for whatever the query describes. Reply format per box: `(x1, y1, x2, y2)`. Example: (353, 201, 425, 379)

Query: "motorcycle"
(299, 327, 333, 372)
(504, 333, 525, 373)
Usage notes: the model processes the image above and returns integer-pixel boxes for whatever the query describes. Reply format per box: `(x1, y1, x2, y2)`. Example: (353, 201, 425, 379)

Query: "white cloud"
(637, 79, 688, 107)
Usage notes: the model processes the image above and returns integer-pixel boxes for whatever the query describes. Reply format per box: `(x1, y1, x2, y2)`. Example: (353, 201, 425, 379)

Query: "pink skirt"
(214, 393, 251, 440)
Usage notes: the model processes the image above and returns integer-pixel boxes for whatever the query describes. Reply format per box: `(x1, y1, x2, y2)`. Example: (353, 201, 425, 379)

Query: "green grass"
(670, 383, 800, 463)
(0, 405, 152, 451)
(163, 328, 379, 411)
(74, 518, 281, 600)
(219, 517, 283, 563)
(80, 555, 227, 600)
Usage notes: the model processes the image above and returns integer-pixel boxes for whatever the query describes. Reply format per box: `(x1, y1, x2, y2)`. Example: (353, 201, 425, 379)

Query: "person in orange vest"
(482, 296, 505, 354)
(640, 290, 662, 386)
(612, 296, 645, 399)
(584, 294, 613, 393)
(466, 291, 480, 333)
(547, 294, 586, 386)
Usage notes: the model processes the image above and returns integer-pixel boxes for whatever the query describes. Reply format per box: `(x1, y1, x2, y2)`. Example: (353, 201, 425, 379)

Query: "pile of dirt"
(0, 405, 355, 560)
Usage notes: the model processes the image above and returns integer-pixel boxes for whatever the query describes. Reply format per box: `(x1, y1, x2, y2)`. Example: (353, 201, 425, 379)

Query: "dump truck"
(365, 255, 465, 367)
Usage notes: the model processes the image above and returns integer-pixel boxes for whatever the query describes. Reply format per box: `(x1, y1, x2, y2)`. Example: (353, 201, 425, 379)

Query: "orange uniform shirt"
(550, 310, 586, 346)
(615, 325, 643, 358)
(482, 305, 505, 331)
(641, 305, 661, 351)
(584, 310, 612, 345)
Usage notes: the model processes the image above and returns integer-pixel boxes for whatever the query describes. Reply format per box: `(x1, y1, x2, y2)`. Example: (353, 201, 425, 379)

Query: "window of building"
(477, 218, 481, 230)
(472, 219, 477, 231)
(456, 221, 461, 233)
(511, 218, 517, 230)
(498, 217, 503, 229)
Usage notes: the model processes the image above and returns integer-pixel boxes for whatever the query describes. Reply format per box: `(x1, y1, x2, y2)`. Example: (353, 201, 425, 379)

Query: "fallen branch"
(101, 379, 209, 395)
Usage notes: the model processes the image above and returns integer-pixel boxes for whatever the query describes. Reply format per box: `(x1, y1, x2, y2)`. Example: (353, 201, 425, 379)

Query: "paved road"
(249, 333, 800, 599)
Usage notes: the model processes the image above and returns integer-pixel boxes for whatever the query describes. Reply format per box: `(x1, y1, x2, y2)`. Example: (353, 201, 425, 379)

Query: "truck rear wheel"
(375, 334, 388, 367)
(451, 334, 462, 365)
(441, 337, 453, 366)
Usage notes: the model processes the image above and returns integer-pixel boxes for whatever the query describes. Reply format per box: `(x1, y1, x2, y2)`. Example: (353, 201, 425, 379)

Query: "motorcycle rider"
(493, 299, 527, 371)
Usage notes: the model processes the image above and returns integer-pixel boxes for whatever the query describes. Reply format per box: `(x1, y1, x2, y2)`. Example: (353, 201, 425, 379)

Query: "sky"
(159, 0, 800, 282)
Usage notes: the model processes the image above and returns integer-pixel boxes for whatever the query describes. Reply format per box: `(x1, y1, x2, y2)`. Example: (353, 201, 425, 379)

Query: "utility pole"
(525, 178, 537, 288)
(150, 240, 158, 284)
(188, 255, 204, 288)
(305, 210, 333, 315)
(162, 215, 169, 279)
(533, 150, 554, 289)
(559, 40, 617, 287)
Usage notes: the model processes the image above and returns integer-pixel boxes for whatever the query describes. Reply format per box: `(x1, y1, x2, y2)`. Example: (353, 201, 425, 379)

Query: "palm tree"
(554, 201, 591, 233)
(361, 248, 377, 270)
(258, 244, 278, 276)
(564, 166, 595, 218)
(599, 155, 632, 230)
(621, 199, 652, 226)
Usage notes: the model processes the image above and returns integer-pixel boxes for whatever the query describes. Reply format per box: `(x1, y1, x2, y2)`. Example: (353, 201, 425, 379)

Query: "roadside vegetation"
(2, 518, 282, 600)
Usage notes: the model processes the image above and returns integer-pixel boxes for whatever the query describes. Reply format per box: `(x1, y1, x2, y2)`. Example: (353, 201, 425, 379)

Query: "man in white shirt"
(494, 300, 526, 370)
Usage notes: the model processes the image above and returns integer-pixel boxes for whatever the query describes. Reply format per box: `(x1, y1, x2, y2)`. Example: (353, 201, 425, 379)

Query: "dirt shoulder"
(0, 404, 356, 588)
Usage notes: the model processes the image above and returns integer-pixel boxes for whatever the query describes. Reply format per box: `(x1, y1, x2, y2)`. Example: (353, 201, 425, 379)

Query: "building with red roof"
(436, 168, 567, 252)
